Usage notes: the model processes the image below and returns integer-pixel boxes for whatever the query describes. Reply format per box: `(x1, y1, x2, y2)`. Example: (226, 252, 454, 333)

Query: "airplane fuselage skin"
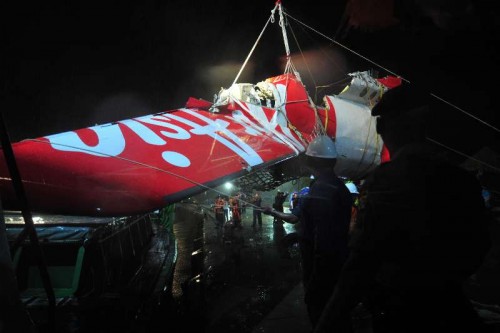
(0, 72, 395, 216)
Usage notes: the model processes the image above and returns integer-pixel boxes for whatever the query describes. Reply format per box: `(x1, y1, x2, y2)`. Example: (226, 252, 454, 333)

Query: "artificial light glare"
(33, 216, 44, 224)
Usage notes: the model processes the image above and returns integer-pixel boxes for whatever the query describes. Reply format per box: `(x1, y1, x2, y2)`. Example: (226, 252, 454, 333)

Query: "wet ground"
(166, 203, 500, 333)
(6, 202, 499, 332)
(169, 203, 311, 333)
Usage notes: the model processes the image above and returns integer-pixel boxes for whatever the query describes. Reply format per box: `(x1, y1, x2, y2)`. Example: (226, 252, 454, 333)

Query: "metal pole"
(0, 112, 56, 330)
(0, 198, 36, 331)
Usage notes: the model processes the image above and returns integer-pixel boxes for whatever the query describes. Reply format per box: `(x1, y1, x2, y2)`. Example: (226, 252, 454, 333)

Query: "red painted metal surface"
(0, 73, 398, 216)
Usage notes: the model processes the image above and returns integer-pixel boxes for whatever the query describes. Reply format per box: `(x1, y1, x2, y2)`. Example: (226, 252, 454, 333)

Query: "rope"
(287, 11, 353, 103)
(278, 5, 303, 83)
(27, 139, 236, 200)
(26, 138, 267, 211)
(284, 11, 500, 135)
(315, 77, 352, 90)
(232, 3, 279, 86)
(311, 106, 326, 138)
(288, 17, 319, 100)
(426, 137, 500, 174)
(430, 93, 500, 133)
(285, 12, 407, 82)
(354, 115, 378, 176)
(231, 98, 302, 155)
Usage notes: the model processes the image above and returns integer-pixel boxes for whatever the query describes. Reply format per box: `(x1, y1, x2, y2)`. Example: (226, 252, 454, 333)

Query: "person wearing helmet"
(314, 84, 491, 333)
(264, 134, 353, 329)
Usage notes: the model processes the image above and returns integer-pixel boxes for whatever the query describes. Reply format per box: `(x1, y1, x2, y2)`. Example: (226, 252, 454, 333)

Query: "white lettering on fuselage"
(45, 82, 307, 169)
(45, 123, 126, 157)
(45, 107, 296, 168)
(173, 109, 263, 166)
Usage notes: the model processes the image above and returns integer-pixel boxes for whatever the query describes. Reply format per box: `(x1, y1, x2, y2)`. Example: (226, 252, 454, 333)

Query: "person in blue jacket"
(264, 135, 352, 328)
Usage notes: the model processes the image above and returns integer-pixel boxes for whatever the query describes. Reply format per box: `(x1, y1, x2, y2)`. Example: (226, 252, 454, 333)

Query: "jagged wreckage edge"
(233, 154, 308, 192)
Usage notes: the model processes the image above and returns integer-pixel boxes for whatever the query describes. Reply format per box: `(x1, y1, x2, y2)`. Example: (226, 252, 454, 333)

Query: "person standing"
(239, 191, 248, 217)
(252, 192, 263, 228)
(223, 197, 230, 223)
(264, 135, 353, 329)
(214, 195, 225, 228)
(230, 194, 242, 228)
(264, 186, 310, 288)
(314, 84, 491, 333)
(272, 191, 288, 225)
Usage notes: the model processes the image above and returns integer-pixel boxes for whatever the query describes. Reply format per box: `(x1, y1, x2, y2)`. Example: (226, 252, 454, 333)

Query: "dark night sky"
(1, 0, 345, 141)
(1, 0, 499, 169)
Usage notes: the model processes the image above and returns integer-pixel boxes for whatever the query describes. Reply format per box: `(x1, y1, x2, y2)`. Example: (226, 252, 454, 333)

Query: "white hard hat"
(305, 135, 338, 159)
(345, 182, 359, 194)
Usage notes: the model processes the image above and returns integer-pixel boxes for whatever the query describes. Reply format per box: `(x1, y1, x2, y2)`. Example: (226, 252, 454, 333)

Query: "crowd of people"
(214, 192, 246, 229)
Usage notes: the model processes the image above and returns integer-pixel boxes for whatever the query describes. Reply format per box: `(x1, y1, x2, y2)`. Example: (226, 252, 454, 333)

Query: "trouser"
(273, 205, 283, 223)
(299, 239, 314, 290)
(253, 210, 262, 226)
(304, 253, 344, 328)
(215, 212, 224, 226)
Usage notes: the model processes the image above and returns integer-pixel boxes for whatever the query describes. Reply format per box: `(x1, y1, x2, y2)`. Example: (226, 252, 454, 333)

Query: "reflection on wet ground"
(168, 203, 500, 333)
(170, 203, 310, 333)
(204, 215, 303, 332)
(7, 203, 499, 332)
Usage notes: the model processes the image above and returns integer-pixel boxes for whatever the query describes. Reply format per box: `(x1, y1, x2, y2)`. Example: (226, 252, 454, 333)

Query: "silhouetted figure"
(230, 195, 241, 228)
(0, 199, 36, 333)
(214, 195, 225, 228)
(252, 192, 262, 228)
(290, 192, 299, 209)
(239, 191, 247, 216)
(314, 84, 491, 333)
(265, 187, 310, 286)
(272, 190, 288, 225)
(264, 135, 352, 329)
(223, 197, 230, 222)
